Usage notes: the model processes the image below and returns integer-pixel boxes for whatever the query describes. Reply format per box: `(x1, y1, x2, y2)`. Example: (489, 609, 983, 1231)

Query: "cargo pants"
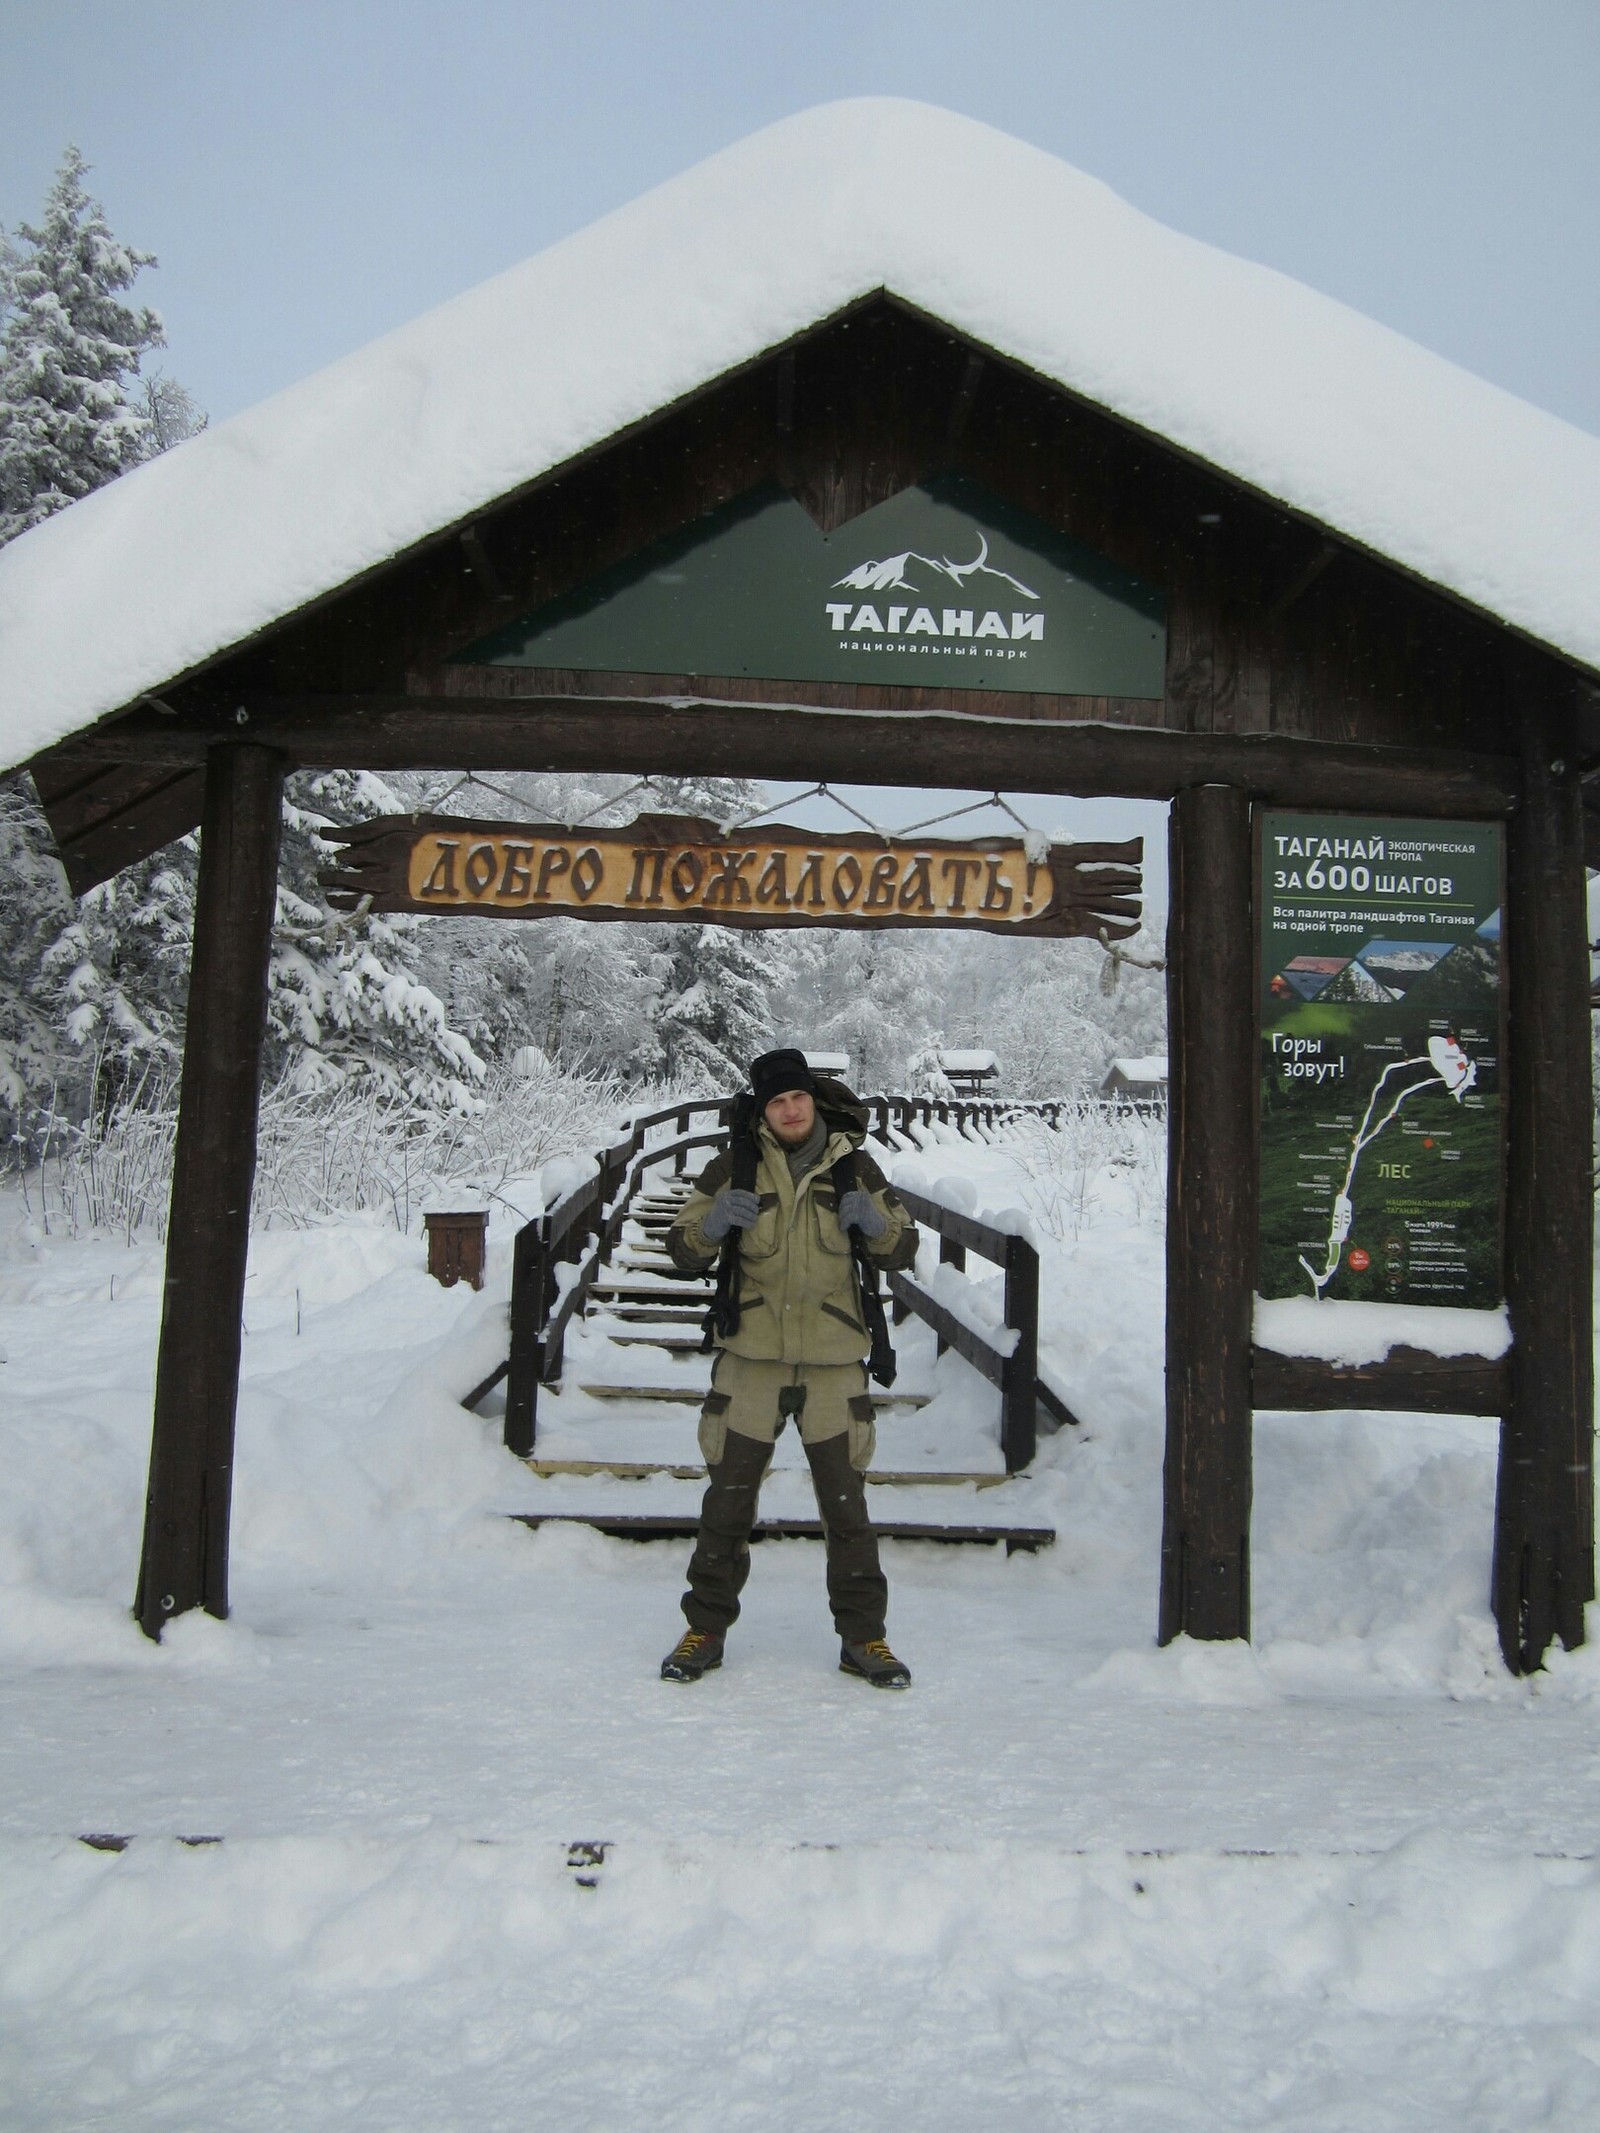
(681, 1351, 888, 1644)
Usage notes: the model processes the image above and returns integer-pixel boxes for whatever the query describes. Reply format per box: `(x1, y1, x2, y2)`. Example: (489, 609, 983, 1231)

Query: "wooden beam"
(1267, 540, 1339, 624)
(947, 350, 984, 443)
(34, 764, 205, 895)
(133, 744, 285, 1638)
(1253, 1346, 1506, 1416)
(1160, 784, 1256, 1643)
(57, 695, 1521, 814)
(1496, 693, 1595, 1672)
(458, 524, 512, 605)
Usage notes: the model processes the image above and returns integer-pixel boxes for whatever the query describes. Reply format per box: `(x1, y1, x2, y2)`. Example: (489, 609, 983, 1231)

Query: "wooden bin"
(424, 1209, 489, 1291)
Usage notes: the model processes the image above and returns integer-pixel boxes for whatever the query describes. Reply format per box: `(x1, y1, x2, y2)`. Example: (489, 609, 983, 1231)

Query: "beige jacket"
(669, 1121, 917, 1365)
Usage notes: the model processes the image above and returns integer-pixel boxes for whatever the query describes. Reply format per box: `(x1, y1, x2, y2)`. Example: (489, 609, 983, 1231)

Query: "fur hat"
(749, 1047, 816, 1113)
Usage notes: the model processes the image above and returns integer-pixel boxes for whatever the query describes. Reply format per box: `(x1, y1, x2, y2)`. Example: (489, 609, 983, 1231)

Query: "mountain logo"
(824, 527, 1048, 654)
(832, 530, 1041, 602)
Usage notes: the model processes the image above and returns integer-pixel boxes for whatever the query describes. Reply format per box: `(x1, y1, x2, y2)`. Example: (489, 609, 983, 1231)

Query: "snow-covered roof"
(802, 1051, 851, 1074)
(938, 1050, 998, 1072)
(1104, 1056, 1169, 1086)
(5, 96, 1600, 773)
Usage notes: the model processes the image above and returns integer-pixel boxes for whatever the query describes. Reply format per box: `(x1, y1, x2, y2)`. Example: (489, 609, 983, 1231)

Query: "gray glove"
(836, 1188, 888, 1240)
(702, 1187, 760, 1242)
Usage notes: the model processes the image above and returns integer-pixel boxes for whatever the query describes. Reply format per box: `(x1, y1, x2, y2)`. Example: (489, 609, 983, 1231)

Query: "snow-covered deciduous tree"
(135, 370, 206, 451)
(0, 146, 166, 544)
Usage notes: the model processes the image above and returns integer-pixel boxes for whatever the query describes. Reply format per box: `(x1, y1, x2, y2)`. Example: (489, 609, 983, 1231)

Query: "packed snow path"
(3, 1119, 1600, 2128)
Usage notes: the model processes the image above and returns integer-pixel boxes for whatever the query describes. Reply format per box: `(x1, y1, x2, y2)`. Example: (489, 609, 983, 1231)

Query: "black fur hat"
(749, 1047, 816, 1114)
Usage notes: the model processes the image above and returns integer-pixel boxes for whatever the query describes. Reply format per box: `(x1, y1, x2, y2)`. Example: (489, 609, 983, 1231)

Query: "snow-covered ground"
(3, 1122, 1600, 2129)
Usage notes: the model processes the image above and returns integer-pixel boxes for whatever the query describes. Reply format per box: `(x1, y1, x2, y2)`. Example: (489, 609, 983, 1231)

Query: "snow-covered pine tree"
(0, 777, 77, 1142)
(645, 775, 782, 1085)
(271, 771, 485, 1108)
(0, 146, 165, 543)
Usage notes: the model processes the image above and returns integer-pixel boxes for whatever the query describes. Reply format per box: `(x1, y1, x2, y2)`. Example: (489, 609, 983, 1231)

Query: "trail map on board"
(1257, 811, 1503, 1308)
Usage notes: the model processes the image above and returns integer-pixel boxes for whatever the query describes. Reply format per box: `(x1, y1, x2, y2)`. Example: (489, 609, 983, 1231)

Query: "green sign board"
(1257, 811, 1504, 1309)
(452, 476, 1165, 698)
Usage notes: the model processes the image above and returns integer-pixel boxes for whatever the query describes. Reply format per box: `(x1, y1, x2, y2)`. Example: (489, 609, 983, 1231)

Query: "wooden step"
(526, 1458, 1011, 1487)
(590, 1303, 708, 1321)
(510, 1512, 1052, 1553)
(603, 1331, 710, 1350)
(578, 1383, 932, 1410)
(590, 1283, 712, 1304)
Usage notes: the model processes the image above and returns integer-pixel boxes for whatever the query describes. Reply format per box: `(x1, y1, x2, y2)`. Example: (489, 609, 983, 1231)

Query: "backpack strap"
(830, 1150, 898, 1389)
(702, 1095, 759, 1350)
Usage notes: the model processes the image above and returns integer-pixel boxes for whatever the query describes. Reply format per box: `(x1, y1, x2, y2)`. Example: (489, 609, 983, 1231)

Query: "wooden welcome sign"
(322, 813, 1143, 940)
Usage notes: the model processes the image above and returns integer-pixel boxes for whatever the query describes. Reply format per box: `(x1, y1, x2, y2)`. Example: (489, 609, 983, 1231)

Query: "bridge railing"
(492, 1097, 734, 1455)
(883, 1185, 1080, 1473)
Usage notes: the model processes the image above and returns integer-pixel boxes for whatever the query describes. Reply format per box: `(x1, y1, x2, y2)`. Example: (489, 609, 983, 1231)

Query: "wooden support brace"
(134, 744, 285, 1637)
(1160, 784, 1256, 1644)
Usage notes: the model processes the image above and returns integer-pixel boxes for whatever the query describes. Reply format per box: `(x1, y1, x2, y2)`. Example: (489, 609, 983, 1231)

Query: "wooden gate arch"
(3, 105, 1593, 1670)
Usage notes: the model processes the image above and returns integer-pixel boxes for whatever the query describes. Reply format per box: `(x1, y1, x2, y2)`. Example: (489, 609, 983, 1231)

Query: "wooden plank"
(1496, 691, 1595, 1671)
(1252, 1346, 1506, 1416)
(508, 1512, 1055, 1551)
(895, 1185, 1009, 1264)
(67, 695, 1520, 815)
(1160, 784, 1256, 1645)
(133, 745, 285, 1637)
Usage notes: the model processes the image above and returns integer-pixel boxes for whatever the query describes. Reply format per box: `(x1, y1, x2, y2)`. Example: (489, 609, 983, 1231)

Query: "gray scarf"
(784, 1117, 828, 1184)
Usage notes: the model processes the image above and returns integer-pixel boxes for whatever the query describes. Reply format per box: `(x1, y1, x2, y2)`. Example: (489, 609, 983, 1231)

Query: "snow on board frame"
(322, 812, 1143, 940)
(449, 478, 1165, 700)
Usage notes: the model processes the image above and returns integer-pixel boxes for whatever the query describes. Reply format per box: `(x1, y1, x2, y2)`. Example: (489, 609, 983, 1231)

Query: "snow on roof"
(802, 1051, 851, 1073)
(937, 1050, 998, 1072)
(5, 96, 1600, 773)
(1104, 1056, 1169, 1085)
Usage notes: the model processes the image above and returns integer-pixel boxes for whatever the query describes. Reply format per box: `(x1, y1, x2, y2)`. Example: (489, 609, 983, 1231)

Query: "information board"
(1257, 811, 1504, 1308)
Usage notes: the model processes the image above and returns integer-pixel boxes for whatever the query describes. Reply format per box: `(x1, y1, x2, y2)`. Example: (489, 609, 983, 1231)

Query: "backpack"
(701, 1100, 898, 1387)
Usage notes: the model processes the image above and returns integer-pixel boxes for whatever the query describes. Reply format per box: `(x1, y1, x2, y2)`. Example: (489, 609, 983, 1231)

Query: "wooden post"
(505, 1220, 547, 1457)
(1160, 784, 1256, 1643)
(936, 1235, 966, 1355)
(1000, 1234, 1039, 1472)
(1496, 697, 1595, 1670)
(133, 744, 284, 1638)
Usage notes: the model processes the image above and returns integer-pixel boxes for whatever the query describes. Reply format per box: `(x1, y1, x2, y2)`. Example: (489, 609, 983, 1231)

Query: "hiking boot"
(660, 1627, 725, 1682)
(839, 1638, 911, 1690)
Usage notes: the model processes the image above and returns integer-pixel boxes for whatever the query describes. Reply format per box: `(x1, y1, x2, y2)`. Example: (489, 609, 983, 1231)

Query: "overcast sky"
(4, 0, 1595, 434)
(5, 0, 1594, 911)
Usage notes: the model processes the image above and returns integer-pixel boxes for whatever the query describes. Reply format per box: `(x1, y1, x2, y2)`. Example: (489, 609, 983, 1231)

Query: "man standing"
(660, 1049, 920, 1688)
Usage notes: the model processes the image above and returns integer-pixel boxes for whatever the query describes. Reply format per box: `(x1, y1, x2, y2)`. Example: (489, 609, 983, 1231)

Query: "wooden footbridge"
(460, 1097, 1076, 1553)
